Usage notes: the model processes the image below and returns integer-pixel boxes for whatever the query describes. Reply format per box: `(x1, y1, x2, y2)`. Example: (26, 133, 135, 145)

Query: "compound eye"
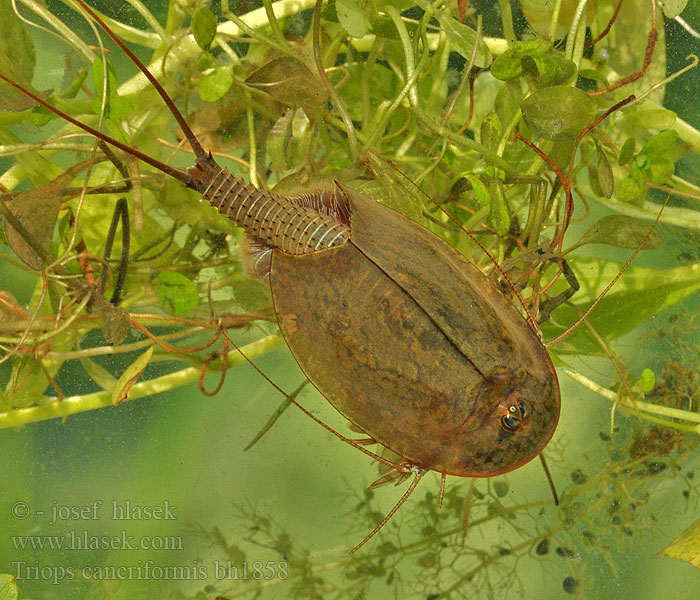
(499, 400, 529, 433)
(500, 413, 520, 433)
(499, 406, 522, 433)
(518, 399, 530, 421)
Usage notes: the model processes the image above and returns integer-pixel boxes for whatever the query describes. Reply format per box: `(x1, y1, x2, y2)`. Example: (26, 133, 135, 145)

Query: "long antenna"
(0, 70, 192, 185)
(71, 0, 209, 163)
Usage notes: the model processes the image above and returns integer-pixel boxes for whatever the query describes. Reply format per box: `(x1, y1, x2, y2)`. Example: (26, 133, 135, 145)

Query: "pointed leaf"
(112, 346, 153, 405)
(0, 0, 48, 110)
(542, 259, 700, 355)
(435, 15, 492, 68)
(80, 358, 118, 392)
(480, 112, 502, 151)
(658, 519, 700, 569)
(595, 144, 614, 198)
(2, 169, 75, 269)
(618, 137, 636, 166)
(91, 57, 133, 119)
(91, 55, 118, 100)
(578, 215, 661, 250)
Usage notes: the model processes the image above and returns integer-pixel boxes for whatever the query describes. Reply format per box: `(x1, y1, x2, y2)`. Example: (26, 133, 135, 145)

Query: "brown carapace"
(0, 0, 560, 549)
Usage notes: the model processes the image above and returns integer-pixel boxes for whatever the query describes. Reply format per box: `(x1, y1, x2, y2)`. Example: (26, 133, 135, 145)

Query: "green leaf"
(578, 69, 608, 84)
(463, 174, 490, 206)
(577, 214, 661, 250)
(156, 271, 199, 316)
(336, 0, 370, 38)
(434, 15, 492, 69)
(622, 108, 676, 130)
(640, 129, 678, 159)
(158, 178, 230, 230)
(80, 358, 118, 392)
(521, 54, 576, 87)
(661, 0, 688, 18)
(618, 160, 645, 202)
(246, 57, 327, 108)
(91, 57, 133, 119)
(638, 368, 655, 393)
(191, 6, 217, 51)
(31, 104, 52, 126)
(112, 347, 153, 405)
(198, 66, 234, 102)
(595, 143, 614, 198)
(542, 258, 700, 355)
(266, 107, 312, 172)
(483, 165, 506, 181)
(287, 108, 312, 170)
(521, 85, 597, 142)
(267, 110, 294, 171)
(91, 56, 118, 99)
(658, 518, 700, 569)
(489, 182, 510, 236)
(60, 67, 88, 99)
(0, 0, 45, 110)
(618, 137, 636, 166)
(91, 94, 133, 120)
(0, 574, 20, 600)
(617, 175, 645, 202)
(480, 112, 502, 151)
(229, 274, 272, 313)
(495, 83, 521, 130)
(646, 157, 674, 185)
(491, 39, 549, 81)
(588, 164, 604, 198)
(358, 153, 425, 224)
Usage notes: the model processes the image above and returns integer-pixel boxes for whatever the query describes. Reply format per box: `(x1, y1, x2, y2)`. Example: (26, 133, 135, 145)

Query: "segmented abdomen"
(193, 164, 350, 254)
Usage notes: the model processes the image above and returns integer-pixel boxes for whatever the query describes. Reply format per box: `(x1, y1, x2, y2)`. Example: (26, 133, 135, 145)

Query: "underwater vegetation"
(0, 0, 699, 598)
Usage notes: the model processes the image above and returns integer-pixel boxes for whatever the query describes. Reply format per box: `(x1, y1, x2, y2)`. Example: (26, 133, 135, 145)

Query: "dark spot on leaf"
(563, 576, 579, 594)
(570, 469, 587, 484)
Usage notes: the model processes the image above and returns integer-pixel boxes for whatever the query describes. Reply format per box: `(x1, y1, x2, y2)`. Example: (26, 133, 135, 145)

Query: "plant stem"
(0, 335, 284, 429)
